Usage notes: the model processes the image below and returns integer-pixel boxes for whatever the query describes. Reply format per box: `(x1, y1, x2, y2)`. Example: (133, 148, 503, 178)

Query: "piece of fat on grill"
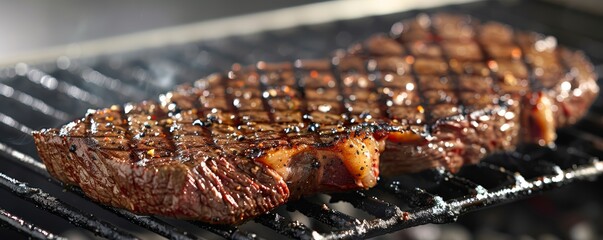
(32, 13, 599, 224)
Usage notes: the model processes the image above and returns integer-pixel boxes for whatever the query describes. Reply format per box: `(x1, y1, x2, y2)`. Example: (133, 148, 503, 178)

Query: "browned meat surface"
(33, 14, 599, 224)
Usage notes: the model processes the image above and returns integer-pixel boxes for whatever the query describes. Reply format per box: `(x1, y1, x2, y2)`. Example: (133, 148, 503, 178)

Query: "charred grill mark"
(189, 83, 221, 152)
(412, 15, 436, 126)
(393, 19, 431, 131)
(362, 45, 388, 121)
(257, 62, 293, 148)
(473, 22, 513, 123)
(124, 102, 163, 163)
(293, 60, 311, 124)
(223, 72, 242, 127)
(434, 32, 464, 116)
(154, 105, 177, 154)
(372, 71, 389, 120)
(426, 14, 460, 122)
(85, 106, 132, 155)
(256, 62, 276, 124)
(114, 106, 133, 155)
(476, 23, 520, 134)
(474, 24, 501, 95)
(292, 61, 324, 146)
(515, 34, 543, 92)
(331, 57, 353, 126)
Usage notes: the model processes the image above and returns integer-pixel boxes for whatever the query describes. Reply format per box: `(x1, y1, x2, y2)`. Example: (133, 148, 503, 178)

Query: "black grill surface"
(1, 0, 602, 239)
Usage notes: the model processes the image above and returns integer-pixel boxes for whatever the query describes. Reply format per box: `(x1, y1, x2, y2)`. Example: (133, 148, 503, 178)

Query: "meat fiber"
(33, 14, 599, 224)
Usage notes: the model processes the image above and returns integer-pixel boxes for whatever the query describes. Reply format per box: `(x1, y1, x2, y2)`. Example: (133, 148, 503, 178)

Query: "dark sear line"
(330, 54, 354, 127)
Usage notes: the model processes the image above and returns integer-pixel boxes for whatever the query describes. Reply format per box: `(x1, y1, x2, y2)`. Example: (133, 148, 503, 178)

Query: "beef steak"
(33, 14, 599, 224)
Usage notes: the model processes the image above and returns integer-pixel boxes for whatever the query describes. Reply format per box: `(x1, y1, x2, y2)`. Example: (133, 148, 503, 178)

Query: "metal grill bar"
(71, 65, 147, 99)
(322, 159, 603, 239)
(0, 142, 47, 175)
(380, 185, 438, 209)
(330, 192, 398, 219)
(0, 172, 137, 240)
(0, 112, 33, 135)
(287, 199, 359, 229)
(443, 172, 486, 195)
(0, 208, 65, 240)
(0, 82, 70, 121)
(24, 67, 105, 107)
(255, 213, 315, 240)
(89, 200, 199, 240)
(188, 221, 258, 240)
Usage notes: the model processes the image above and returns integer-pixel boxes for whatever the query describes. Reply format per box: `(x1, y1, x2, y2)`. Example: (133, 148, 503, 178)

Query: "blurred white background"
(0, 0, 327, 58)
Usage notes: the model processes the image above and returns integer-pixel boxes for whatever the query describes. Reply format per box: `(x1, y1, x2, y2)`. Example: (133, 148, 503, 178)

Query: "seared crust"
(33, 116, 290, 224)
(33, 14, 599, 224)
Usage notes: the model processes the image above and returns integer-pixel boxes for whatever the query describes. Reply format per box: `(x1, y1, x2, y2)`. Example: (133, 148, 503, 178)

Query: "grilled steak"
(33, 14, 599, 224)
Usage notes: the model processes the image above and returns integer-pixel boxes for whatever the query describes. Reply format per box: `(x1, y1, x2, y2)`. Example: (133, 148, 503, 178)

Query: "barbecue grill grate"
(1, 0, 602, 239)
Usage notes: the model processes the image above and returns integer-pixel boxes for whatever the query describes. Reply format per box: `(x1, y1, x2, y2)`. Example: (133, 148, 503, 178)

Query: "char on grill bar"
(33, 14, 598, 224)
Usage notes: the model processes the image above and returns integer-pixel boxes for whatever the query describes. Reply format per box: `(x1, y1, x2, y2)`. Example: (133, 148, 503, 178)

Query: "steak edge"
(33, 14, 599, 224)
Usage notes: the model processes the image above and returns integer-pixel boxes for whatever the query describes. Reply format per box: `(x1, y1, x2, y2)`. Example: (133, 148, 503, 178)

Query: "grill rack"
(1, 0, 603, 239)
